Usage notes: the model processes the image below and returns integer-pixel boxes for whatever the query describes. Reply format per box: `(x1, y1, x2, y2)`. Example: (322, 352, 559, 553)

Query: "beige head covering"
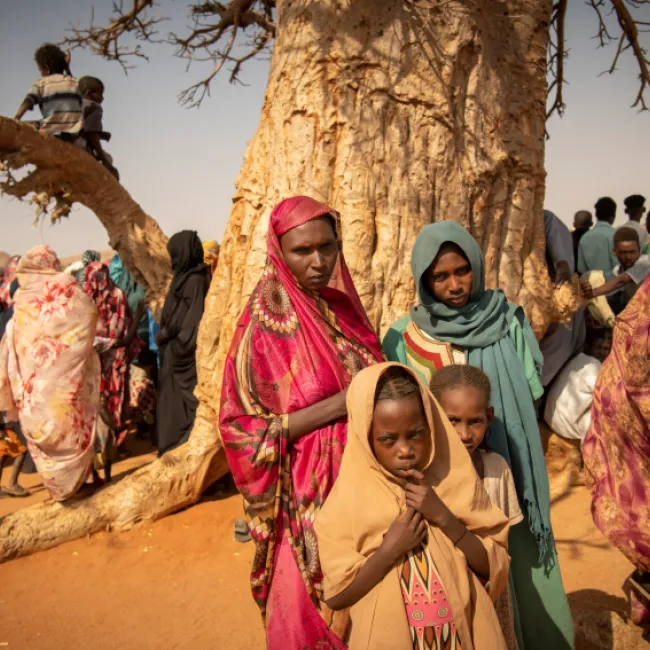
(315, 362, 510, 650)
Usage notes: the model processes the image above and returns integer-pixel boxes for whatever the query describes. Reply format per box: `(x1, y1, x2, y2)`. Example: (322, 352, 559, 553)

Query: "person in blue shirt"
(577, 197, 617, 278)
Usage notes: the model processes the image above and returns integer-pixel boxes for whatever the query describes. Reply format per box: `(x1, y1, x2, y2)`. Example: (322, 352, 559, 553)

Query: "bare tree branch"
(172, 0, 275, 106)
(587, 0, 650, 110)
(547, 0, 568, 119)
(62, 0, 275, 105)
(63, 0, 167, 72)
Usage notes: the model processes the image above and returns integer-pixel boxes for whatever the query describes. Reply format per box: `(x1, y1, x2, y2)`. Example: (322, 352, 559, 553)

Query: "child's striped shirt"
(25, 74, 83, 136)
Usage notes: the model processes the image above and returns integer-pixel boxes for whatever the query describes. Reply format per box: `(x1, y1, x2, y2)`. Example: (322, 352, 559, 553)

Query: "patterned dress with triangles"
(400, 545, 463, 650)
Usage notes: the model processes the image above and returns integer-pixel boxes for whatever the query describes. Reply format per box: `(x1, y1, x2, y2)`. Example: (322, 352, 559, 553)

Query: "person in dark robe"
(540, 210, 586, 387)
(572, 210, 593, 262)
(156, 231, 210, 455)
(0, 279, 18, 340)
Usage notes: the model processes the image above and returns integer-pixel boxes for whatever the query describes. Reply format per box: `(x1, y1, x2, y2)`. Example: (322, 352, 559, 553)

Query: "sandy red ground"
(0, 452, 637, 649)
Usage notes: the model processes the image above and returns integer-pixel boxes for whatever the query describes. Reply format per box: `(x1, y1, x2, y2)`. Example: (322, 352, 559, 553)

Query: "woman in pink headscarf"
(0, 245, 99, 501)
(220, 196, 384, 648)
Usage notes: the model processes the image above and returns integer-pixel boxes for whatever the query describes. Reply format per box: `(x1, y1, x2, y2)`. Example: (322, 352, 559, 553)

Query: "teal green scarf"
(411, 222, 550, 560)
(109, 254, 148, 341)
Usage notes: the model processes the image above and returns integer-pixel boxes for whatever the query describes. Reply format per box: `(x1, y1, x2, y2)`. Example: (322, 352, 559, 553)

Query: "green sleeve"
(508, 314, 544, 401)
(382, 316, 409, 364)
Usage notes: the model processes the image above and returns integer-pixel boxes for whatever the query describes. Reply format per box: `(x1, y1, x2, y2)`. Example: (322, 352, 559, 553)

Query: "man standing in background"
(617, 194, 647, 248)
(577, 197, 618, 278)
(572, 210, 593, 262)
(541, 210, 586, 387)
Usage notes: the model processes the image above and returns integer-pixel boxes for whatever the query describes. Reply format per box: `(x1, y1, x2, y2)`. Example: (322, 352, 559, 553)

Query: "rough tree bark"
(201, 0, 577, 431)
(0, 0, 580, 560)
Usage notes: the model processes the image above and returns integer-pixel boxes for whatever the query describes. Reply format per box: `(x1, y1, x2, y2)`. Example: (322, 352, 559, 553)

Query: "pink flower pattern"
(0, 245, 99, 501)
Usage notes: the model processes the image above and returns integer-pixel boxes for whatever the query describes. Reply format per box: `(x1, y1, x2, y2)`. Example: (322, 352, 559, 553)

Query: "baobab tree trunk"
(202, 0, 569, 421)
(0, 0, 578, 560)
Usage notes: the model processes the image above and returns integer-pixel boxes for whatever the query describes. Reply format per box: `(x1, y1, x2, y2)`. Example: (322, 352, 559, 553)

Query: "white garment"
(613, 254, 650, 286)
(64, 260, 84, 276)
(544, 353, 601, 442)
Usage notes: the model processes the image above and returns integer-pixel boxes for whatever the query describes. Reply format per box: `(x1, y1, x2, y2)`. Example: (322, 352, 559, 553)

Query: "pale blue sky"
(1, 1, 648, 257)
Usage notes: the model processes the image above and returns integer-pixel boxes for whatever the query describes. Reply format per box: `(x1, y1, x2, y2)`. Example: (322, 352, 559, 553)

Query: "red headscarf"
(83, 262, 140, 431)
(219, 196, 383, 627)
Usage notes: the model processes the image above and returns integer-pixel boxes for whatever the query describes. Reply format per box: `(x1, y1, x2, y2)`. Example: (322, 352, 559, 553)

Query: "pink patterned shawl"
(0, 245, 100, 501)
(584, 274, 650, 572)
(219, 196, 383, 645)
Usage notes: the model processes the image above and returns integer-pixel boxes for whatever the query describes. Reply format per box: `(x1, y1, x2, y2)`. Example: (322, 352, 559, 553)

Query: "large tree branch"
(0, 116, 230, 561)
(0, 117, 171, 314)
(0, 403, 228, 562)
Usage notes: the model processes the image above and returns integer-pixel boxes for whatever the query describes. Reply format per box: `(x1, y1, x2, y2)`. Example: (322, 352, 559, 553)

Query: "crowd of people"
(0, 234, 215, 500)
(217, 195, 649, 650)
(3, 38, 648, 650)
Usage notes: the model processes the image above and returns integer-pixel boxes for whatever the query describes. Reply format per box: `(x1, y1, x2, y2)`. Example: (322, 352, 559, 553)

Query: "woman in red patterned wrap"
(219, 196, 384, 649)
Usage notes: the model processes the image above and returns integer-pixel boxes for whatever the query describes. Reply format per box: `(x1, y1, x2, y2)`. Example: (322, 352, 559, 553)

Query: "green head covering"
(410, 221, 551, 561)
(410, 221, 511, 347)
(109, 254, 149, 343)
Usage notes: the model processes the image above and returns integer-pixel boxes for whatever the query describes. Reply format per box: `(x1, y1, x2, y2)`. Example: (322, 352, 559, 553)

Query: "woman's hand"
(404, 469, 452, 528)
(380, 507, 427, 563)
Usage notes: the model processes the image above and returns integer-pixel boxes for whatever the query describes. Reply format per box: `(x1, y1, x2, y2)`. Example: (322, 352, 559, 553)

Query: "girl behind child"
(430, 364, 523, 650)
(315, 362, 510, 650)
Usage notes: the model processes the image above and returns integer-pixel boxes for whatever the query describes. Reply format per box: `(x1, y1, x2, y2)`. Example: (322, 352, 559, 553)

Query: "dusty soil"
(0, 445, 643, 650)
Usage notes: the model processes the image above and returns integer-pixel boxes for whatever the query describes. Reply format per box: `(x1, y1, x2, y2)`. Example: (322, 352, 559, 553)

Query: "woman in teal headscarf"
(384, 221, 574, 650)
(109, 254, 149, 345)
(108, 255, 157, 439)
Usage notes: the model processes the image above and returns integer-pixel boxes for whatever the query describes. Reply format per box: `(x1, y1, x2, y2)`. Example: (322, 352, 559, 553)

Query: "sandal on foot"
(2, 484, 30, 498)
(234, 519, 251, 543)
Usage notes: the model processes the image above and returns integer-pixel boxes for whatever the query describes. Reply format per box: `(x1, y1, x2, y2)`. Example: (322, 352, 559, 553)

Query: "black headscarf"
(156, 231, 210, 455)
(167, 231, 207, 295)
(0, 279, 20, 339)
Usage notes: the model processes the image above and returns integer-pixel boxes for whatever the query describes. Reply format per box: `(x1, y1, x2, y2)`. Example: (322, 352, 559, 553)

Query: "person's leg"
(8, 453, 26, 488)
(0, 455, 6, 496)
(2, 453, 29, 497)
(104, 430, 114, 483)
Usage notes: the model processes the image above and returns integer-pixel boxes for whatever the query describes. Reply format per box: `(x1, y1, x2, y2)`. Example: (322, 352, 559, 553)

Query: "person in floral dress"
(0, 245, 99, 501)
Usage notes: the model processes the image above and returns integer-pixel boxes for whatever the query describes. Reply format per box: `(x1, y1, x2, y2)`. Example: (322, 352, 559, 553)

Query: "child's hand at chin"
(403, 469, 452, 528)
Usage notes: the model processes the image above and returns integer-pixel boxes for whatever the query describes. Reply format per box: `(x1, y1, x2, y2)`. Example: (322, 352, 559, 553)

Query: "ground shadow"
(569, 589, 630, 650)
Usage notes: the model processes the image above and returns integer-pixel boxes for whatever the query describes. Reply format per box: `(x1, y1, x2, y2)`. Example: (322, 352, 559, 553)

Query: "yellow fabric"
(202, 240, 219, 274)
(582, 270, 615, 328)
(315, 362, 510, 650)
